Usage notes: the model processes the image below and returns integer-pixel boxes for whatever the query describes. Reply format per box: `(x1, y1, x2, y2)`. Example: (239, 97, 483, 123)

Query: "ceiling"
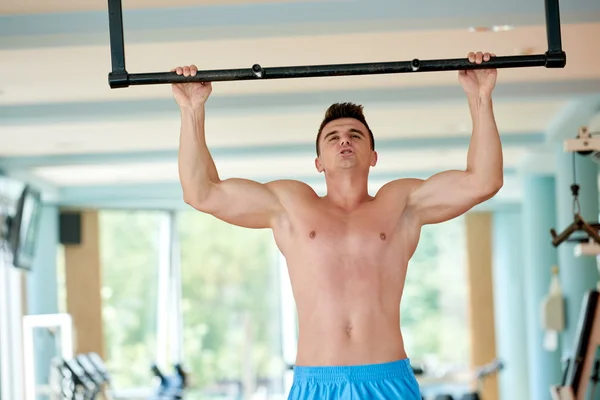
(0, 0, 305, 15)
(1, 0, 599, 209)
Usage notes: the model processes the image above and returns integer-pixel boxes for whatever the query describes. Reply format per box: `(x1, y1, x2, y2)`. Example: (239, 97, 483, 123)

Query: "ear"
(370, 151, 378, 167)
(315, 157, 324, 173)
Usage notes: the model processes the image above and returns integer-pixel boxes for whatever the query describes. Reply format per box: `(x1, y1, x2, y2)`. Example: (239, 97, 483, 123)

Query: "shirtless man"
(172, 51, 503, 399)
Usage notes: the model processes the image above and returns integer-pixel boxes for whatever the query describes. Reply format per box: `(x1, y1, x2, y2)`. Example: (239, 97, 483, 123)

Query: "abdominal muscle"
(286, 249, 411, 367)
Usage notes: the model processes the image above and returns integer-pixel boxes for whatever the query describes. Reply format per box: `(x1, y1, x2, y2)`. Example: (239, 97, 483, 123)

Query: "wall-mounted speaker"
(59, 212, 81, 245)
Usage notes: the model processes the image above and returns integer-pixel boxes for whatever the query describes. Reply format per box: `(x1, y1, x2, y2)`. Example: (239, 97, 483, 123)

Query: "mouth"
(339, 149, 354, 156)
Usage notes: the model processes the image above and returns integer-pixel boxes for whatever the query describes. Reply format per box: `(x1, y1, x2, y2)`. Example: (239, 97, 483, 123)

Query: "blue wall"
(492, 208, 530, 400)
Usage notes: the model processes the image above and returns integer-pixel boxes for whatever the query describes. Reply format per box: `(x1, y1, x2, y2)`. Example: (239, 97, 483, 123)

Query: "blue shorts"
(288, 358, 422, 399)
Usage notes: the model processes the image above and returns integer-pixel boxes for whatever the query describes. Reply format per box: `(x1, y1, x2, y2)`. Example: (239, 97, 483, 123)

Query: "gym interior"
(1, 0, 600, 399)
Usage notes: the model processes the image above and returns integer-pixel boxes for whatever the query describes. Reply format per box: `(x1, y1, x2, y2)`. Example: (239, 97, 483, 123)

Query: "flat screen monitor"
(9, 185, 42, 270)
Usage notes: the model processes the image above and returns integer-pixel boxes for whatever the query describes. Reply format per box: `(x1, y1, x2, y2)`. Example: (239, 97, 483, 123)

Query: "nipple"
(380, 233, 386, 241)
(309, 230, 316, 239)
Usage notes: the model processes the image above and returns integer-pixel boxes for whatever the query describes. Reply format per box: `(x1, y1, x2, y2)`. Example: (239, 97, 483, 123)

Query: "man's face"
(315, 118, 377, 173)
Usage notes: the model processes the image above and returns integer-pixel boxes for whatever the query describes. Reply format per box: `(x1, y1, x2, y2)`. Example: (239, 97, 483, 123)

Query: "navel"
(309, 230, 316, 239)
(380, 232, 386, 241)
(345, 324, 353, 337)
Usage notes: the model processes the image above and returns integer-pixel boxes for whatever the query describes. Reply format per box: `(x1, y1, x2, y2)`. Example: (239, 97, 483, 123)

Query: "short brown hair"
(316, 102, 374, 156)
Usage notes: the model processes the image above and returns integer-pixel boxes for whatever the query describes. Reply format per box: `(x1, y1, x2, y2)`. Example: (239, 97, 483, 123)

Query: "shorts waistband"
(292, 358, 414, 383)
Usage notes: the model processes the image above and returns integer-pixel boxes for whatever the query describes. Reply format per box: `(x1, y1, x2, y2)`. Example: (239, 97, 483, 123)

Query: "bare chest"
(306, 213, 390, 246)
(276, 203, 405, 257)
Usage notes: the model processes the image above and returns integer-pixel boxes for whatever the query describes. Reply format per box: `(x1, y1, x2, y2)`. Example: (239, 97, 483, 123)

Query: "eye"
(329, 136, 338, 141)
(352, 134, 361, 139)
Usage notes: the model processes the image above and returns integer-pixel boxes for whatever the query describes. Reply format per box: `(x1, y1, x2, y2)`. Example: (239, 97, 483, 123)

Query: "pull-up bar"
(106, 0, 566, 89)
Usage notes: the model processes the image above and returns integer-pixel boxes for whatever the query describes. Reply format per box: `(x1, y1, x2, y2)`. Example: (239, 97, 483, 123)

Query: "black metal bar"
(110, 55, 555, 88)
(107, 0, 128, 87)
(106, 0, 567, 89)
(545, 0, 564, 54)
(550, 220, 579, 247)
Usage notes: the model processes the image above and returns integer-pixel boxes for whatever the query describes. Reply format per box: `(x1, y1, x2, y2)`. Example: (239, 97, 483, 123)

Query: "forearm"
(178, 105, 220, 202)
(465, 94, 503, 188)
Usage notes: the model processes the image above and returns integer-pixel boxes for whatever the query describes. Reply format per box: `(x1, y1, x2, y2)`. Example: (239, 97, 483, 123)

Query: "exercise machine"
(551, 126, 600, 257)
(564, 127, 600, 164)
(549, 126, 600, 399)
(150, 363, 187, 400)
(428, 359, 504, 400)
(49, 352, 115, 400)
(550, 291, 600, 400)
(75, 354, 112, 399)
(105, 0, 566, 88)
(50, 357, 98, 400)
(82, 353, 113, 391)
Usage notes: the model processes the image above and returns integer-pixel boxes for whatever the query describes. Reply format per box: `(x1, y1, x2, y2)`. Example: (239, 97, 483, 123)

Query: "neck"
(323, 170, 371, 210)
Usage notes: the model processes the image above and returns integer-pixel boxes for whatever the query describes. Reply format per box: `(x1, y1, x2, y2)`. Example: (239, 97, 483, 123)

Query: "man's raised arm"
(404, 52, 504, 225)
(174, 65, 285, 229)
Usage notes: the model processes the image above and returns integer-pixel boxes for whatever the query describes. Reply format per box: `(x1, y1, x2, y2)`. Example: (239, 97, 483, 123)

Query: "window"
(401, 217, 470, 396)
(99, 210, 163, 390)
(98, 208, 288, 398)
(176, 210, 286, 399)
